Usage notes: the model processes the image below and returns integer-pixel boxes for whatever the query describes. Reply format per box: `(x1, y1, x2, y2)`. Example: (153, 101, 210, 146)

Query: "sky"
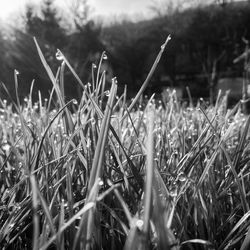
(90, 0, 153, 17)
(0, 0, 154, 22)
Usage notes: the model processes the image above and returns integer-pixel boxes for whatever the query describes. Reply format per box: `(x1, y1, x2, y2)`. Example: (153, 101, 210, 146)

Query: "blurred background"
(0, 0, 250, 103)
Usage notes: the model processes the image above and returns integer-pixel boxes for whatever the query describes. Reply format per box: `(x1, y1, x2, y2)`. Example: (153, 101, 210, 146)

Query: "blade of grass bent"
(32, 100, 75, 172)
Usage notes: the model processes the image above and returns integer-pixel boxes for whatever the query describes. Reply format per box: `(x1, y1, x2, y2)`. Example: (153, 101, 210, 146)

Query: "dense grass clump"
(1, 37, 250, 250)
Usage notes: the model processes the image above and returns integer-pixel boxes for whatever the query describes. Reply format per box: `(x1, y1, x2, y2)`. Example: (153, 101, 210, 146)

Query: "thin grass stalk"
(14, 70, 21, 112)
(60, 61, 66, 100)
(141, 104, 155, 249)
(66, 163, 75, 244)
(121, 35, 171, 121)
(95, 69, 106, 100)
(186, 86, 193, 108)
(58, 201, 65, 250)
(91, 63, 96, 92)
(47, 86, 56, 112)
(214, 89, 222, 111)
(30, 175, 39, 250)
(96, 51, 107, 89)
(28, 80, 35, 107)
(13, 70, 32, 177)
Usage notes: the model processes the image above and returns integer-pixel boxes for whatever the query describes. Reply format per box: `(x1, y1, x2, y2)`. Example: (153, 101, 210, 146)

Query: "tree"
(40, 0, 66, 47)
(25, 0, 66, 47)
(149, 0, 206, 17)
(3, 0, 68, 99)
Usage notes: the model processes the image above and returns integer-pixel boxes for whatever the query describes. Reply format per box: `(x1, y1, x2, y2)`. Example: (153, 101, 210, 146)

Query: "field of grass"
(1, 37, 250, 250)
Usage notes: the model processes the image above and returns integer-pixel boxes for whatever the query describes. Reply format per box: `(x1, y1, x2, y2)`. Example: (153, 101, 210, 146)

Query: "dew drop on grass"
(112, 77, 118, 84)
(91, 119, 96, 125)
(161, 36, 171, 49)
(105, 90, 110, 96)
(103, 52, 108, 60)
(98, 179, 104, 186)
(169, 186, 178, 197)
(2, 143, 11, 152)
(55, 49, 64, 61)
(14, 69, 20, 75)
(72, 99, 78, 105)
(136, 219, 144, 230)
(92, 63, 97, 69)
(178, 172, 187, 182)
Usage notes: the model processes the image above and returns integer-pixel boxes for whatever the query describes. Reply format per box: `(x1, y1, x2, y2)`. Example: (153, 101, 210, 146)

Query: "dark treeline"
(1, 0, 250, 102)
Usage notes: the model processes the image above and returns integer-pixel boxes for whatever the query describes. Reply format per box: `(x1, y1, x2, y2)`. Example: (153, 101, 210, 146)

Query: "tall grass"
(0, 36, 250, 250)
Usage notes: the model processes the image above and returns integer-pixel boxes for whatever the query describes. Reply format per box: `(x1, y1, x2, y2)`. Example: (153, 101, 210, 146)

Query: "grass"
(0, 37, 250, 250)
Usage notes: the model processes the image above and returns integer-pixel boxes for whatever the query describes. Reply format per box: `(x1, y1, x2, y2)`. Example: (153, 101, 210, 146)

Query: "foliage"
(25, 0, 66, 48)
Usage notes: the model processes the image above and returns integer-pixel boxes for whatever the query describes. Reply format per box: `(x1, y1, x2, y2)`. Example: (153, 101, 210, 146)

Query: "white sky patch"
(0, 0, 154, 22)
(0, 0, 25, 19)
(91, 0, 152, 15)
